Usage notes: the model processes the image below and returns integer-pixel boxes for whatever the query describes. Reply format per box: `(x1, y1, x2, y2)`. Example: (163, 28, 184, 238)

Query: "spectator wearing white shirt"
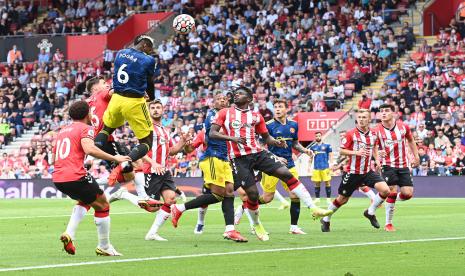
(257, 13, 268, 27)
(354, 6, 365, 20)
(75, 3, 87, 18)
(417, 122, 428, 140)
(266, 10, 278, 25)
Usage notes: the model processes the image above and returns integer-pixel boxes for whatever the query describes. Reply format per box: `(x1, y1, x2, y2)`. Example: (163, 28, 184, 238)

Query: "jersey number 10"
(55, 138, 71, 160)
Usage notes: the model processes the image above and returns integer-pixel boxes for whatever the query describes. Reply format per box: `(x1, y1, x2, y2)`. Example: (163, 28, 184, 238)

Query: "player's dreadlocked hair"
(69, 100, 90, 120)
(134, 35, 154, 47)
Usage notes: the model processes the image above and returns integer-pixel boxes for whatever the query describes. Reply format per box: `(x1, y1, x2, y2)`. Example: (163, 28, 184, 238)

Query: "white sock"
(360, 187, 376, 201)
(234, 204, 244, 224)
(385, 202, 395, 225)
(147, 209, 170, 235)
(121, 190, 140, 207)
(225, 225, 235, 232)
(94, 216, 110, 249)
(274, 190, 287, 204)
(368, 193, 386, 215)
(176, 204, 186, 212)
(246, 207, 260, 225)
(290, 224, 298, 230)
(290, 183, 316, 208)
(65, 205, 88, 240)
(322, 201, 339, 222)
(197, 207, 207, 225)
(134, 172, 148, 198)
(244, 208, 254, 228)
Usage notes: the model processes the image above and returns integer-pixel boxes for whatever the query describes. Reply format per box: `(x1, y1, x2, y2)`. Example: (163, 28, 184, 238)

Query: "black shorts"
(54, 175, 103, 205)
(144, 171, 177, 200)
(381, 166, 413, 187)
(230, 151, 285, 190)
(338, 171, 385, 197)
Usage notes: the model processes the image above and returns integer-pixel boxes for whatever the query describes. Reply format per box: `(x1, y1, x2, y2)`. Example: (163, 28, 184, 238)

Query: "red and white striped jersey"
(375, 121, 413, 168)
(212, 106, 268, 159)
(341, 127, 378, 174)
(143, 123, 174, 174)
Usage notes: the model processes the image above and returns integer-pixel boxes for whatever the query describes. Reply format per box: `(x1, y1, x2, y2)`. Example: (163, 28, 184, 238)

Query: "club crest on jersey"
(159, 138, 166, 145)
(231, 120, 242, 129)
(385, 139, 394, 147)
(341, 138, 347, 145)
(290, 128, 295, 133)
(88, 129, 94, 137)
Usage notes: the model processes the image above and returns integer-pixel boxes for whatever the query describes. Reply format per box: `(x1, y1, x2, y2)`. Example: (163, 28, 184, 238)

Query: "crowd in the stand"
(0, 1, 38, 36)
(356, 17, 465, 176)
(8, 0, 462, 180)
(0, 0, 195, 36)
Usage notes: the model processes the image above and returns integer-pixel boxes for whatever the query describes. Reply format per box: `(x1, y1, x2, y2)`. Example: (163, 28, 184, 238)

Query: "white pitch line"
(0, 207, 277, 220)
(0, 236, 464, 273)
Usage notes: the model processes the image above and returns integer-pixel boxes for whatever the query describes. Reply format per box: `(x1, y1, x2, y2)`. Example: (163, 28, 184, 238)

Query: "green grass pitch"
(0, 198, 464, 275)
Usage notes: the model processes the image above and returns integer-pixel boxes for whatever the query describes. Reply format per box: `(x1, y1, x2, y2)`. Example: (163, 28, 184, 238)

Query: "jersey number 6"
(117, 64, 129, 84)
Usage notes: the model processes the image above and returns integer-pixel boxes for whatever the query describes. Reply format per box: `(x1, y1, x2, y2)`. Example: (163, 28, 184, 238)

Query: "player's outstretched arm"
(292, 140, 311, 155)
(170, 132, 192, 156)
(209, 124, 245, 144)
(81, 138, 131, 163)
(261, 132, 287, 148)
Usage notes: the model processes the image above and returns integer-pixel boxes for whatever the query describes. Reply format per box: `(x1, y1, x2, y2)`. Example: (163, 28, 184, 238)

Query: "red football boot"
(384, 223, 397, 232)
(138, 199, 163, 212)
(223, 230, 248, 242)
(60, 233, 76, 255)
(171, 205, 183, 228)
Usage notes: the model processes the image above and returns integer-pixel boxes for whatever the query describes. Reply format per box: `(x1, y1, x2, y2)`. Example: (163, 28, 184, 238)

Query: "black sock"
(222, 196, 234, 226)
(128, 143, 150, 162)
(290, 199, 300, 225)
(175, 188, 182, 195)
(185, 194, 222, 210)
(95, 132, 109, 149)
(325, 186, 332, 198)
(315, 186, 321, 198)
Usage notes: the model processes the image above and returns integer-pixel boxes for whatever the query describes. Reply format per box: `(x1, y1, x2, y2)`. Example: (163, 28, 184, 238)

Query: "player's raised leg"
(359, 186, 376, 201)
(96, 36, 156, 174)
(267, 165, 332, 218)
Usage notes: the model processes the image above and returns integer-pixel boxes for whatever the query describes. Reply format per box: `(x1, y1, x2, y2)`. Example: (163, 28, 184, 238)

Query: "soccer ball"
(172, 14, 195, 35)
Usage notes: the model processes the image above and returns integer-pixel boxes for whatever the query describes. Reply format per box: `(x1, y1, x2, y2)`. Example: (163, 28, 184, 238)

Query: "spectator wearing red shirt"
(358, 93, 372, 109)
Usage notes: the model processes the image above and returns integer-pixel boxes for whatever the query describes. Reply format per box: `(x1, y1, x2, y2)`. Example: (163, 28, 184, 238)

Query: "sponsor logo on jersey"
(231, 120, 242, 129)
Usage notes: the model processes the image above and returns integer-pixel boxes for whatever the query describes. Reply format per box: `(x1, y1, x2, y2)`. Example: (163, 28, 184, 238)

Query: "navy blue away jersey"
(201, 108, 228, 161)
(266, 119, 298, 168)
(113, 48, 155, 96)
